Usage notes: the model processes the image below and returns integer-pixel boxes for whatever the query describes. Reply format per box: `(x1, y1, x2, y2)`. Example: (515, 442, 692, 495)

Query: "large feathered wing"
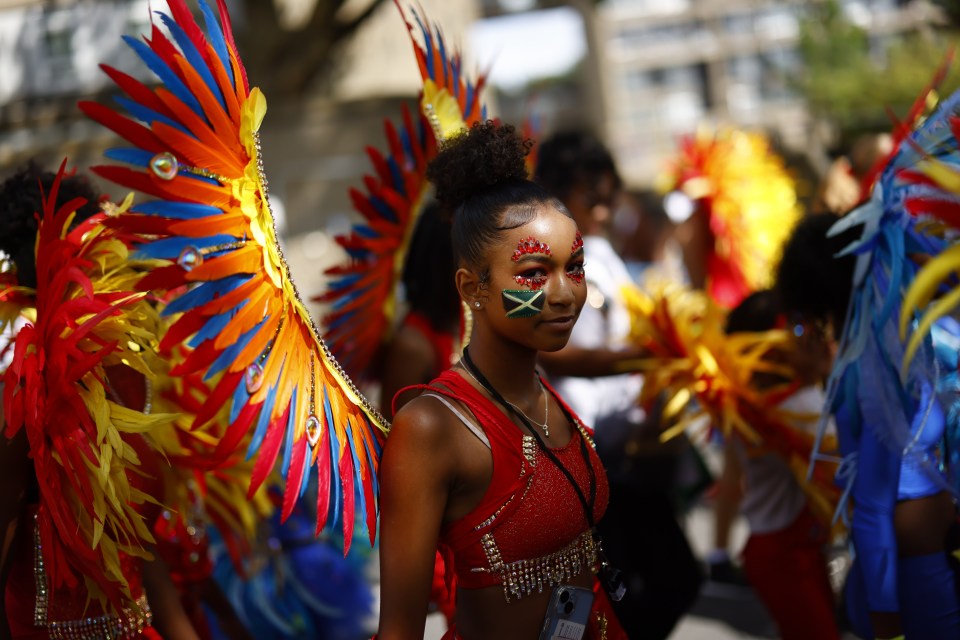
(2, 164, 170, 611)
(80, 0, 386, 549)
(318, 2, 488, 380)
(318, 105, 436, 379)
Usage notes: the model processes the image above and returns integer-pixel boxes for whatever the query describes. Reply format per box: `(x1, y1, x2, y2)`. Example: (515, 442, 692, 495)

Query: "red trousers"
(741, 508, 840, 640)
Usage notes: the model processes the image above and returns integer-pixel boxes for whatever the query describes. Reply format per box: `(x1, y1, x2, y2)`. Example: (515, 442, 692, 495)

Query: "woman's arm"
(538, 344, 648, 378)
(378, 400, 457, 639)
(141, 554, 202, 640)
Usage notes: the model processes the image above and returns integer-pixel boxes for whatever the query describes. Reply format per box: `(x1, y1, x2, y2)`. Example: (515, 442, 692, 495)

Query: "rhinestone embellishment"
(177, 245, 204, 271)
(245, 362, 264, 394)
(149, 152, 179, 180)
(305, 414, 321, 446)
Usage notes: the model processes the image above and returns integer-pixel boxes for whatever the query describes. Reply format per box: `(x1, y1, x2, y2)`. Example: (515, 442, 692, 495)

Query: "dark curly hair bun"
(427, 121, 532, 214)
(0, 161, 101, 288)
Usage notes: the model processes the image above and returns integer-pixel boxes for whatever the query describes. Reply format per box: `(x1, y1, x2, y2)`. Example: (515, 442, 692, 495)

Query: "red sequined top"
(421, 370, 609, 601)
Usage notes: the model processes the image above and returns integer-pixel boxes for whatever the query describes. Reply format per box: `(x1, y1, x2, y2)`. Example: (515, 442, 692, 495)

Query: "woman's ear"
(456, 266, 486, 309)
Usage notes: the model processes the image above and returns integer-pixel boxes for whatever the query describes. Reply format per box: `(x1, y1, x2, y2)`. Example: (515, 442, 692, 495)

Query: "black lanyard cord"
(461, 347, 597, 529)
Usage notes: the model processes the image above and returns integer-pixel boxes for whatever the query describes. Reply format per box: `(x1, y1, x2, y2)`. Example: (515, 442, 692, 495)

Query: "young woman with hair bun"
(376, 122, 626, 639)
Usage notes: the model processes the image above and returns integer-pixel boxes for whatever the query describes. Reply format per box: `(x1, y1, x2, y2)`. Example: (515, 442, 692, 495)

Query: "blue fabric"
(845, 551, 960, 639)
(836, 362, 953, 617)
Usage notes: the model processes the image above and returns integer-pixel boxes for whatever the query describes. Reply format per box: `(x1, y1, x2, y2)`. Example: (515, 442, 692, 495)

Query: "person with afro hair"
(377, 122, 627, 639)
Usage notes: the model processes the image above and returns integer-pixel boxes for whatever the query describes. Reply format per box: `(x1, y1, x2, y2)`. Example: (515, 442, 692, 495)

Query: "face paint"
(512, 236, 552, 262)
(502, 288, 545, 318)
(566, 231, 586, 285)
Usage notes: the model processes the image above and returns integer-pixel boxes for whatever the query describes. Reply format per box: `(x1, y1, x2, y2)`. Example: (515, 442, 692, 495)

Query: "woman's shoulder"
(389, 388, 462, 447)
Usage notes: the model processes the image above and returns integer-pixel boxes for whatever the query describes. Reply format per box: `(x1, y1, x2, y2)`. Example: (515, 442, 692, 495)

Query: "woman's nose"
(546, 273, 576, 307)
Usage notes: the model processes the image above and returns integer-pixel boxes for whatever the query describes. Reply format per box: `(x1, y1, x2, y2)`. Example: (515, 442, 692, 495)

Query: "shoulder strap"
(421, 392, 491, 449)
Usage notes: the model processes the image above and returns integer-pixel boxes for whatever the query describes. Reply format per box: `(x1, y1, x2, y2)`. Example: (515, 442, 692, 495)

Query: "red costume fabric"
(5, 506, 160, 640)
(4, 435, 163, 639)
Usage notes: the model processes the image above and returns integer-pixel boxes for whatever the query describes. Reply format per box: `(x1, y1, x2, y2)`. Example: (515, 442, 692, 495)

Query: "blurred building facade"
(594, 0, 939, 186)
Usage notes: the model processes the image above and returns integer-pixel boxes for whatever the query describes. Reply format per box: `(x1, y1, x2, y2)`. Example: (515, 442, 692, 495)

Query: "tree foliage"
(236, 0, 389, 96)
(798, 0, 960, 140)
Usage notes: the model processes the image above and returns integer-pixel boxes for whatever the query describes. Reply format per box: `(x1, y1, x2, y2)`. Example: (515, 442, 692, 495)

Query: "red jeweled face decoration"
(514, 274, 548, 290)
(512, 236, 552, 290)
(512, 236, 552, 262)
(566, 232, 585, 285)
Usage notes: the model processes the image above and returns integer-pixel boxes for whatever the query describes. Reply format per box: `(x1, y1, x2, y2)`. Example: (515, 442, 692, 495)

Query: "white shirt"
(736, 385, 834, 534)
(550, 235, 643, 431)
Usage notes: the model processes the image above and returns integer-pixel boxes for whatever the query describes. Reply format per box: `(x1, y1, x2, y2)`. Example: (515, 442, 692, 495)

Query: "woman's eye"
(566, 262, 586, 284)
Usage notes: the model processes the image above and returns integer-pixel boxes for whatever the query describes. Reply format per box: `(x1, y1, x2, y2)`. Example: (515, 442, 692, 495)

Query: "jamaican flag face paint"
(502, 288, 545, 319)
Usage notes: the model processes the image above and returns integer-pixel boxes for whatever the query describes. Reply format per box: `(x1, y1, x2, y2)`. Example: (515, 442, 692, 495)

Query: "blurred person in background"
(0, 162, 201, 640)
(778, 213, 960, 640)
(536, 131, 703, 640)
(722, 290, 841, 640)
(380, 201, 461, 418)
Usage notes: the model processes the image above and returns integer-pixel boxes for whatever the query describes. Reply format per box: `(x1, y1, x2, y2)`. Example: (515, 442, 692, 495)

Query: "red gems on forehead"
(512, 236, 552, 262)
(571, 231, 584, 254)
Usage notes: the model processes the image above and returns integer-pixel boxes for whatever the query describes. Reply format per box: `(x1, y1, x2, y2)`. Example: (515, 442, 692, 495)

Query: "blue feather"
(123, 35, 205, 119)
(157, 13, 226, 112)
(281, 388, 298, 476)
(113, 96, 190, 134)
(436, 29, 449, 88)
(130, 200, 222, 219)
(386, 157, 404, 202)
(198, 0, 235, 89)
(135, 233, 238, 261)
(230, 367, 249, 424)
(465, 83, 475, 120)
(247, 380, 280, 458)
(324, 388, 342, 532)
(189, 306, 241, 347)
(300, 434, 312, 499)
(207, 318, 265, 379)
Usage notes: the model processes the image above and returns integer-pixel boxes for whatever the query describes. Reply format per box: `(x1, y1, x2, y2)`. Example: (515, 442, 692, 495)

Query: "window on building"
(724, 11, 754, 36)
(755, 7, 799, 39)
(42, 8, 74, 77)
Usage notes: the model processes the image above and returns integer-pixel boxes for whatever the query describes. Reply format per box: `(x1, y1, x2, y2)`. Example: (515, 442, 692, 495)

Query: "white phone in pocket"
(538, 585, 595, 640)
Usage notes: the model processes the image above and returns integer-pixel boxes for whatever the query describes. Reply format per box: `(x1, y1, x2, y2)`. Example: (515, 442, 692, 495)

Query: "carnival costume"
(319, 0, 486, 382)
(619, 282, 843, 639)
(660, 128, 802, 308)
(402, 368, 623, 639)
(810, 79, 960, 638)
(620, 282, 843, 526)
(1, 166, 166, 638)
(79, 0, 386, 549)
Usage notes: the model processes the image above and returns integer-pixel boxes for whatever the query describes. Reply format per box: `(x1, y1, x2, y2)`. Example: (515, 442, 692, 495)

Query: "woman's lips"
(540, 315, 575, 330)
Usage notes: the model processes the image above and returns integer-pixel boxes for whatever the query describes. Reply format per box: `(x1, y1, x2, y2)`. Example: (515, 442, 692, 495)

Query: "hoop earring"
(474, 301, 481, 309)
